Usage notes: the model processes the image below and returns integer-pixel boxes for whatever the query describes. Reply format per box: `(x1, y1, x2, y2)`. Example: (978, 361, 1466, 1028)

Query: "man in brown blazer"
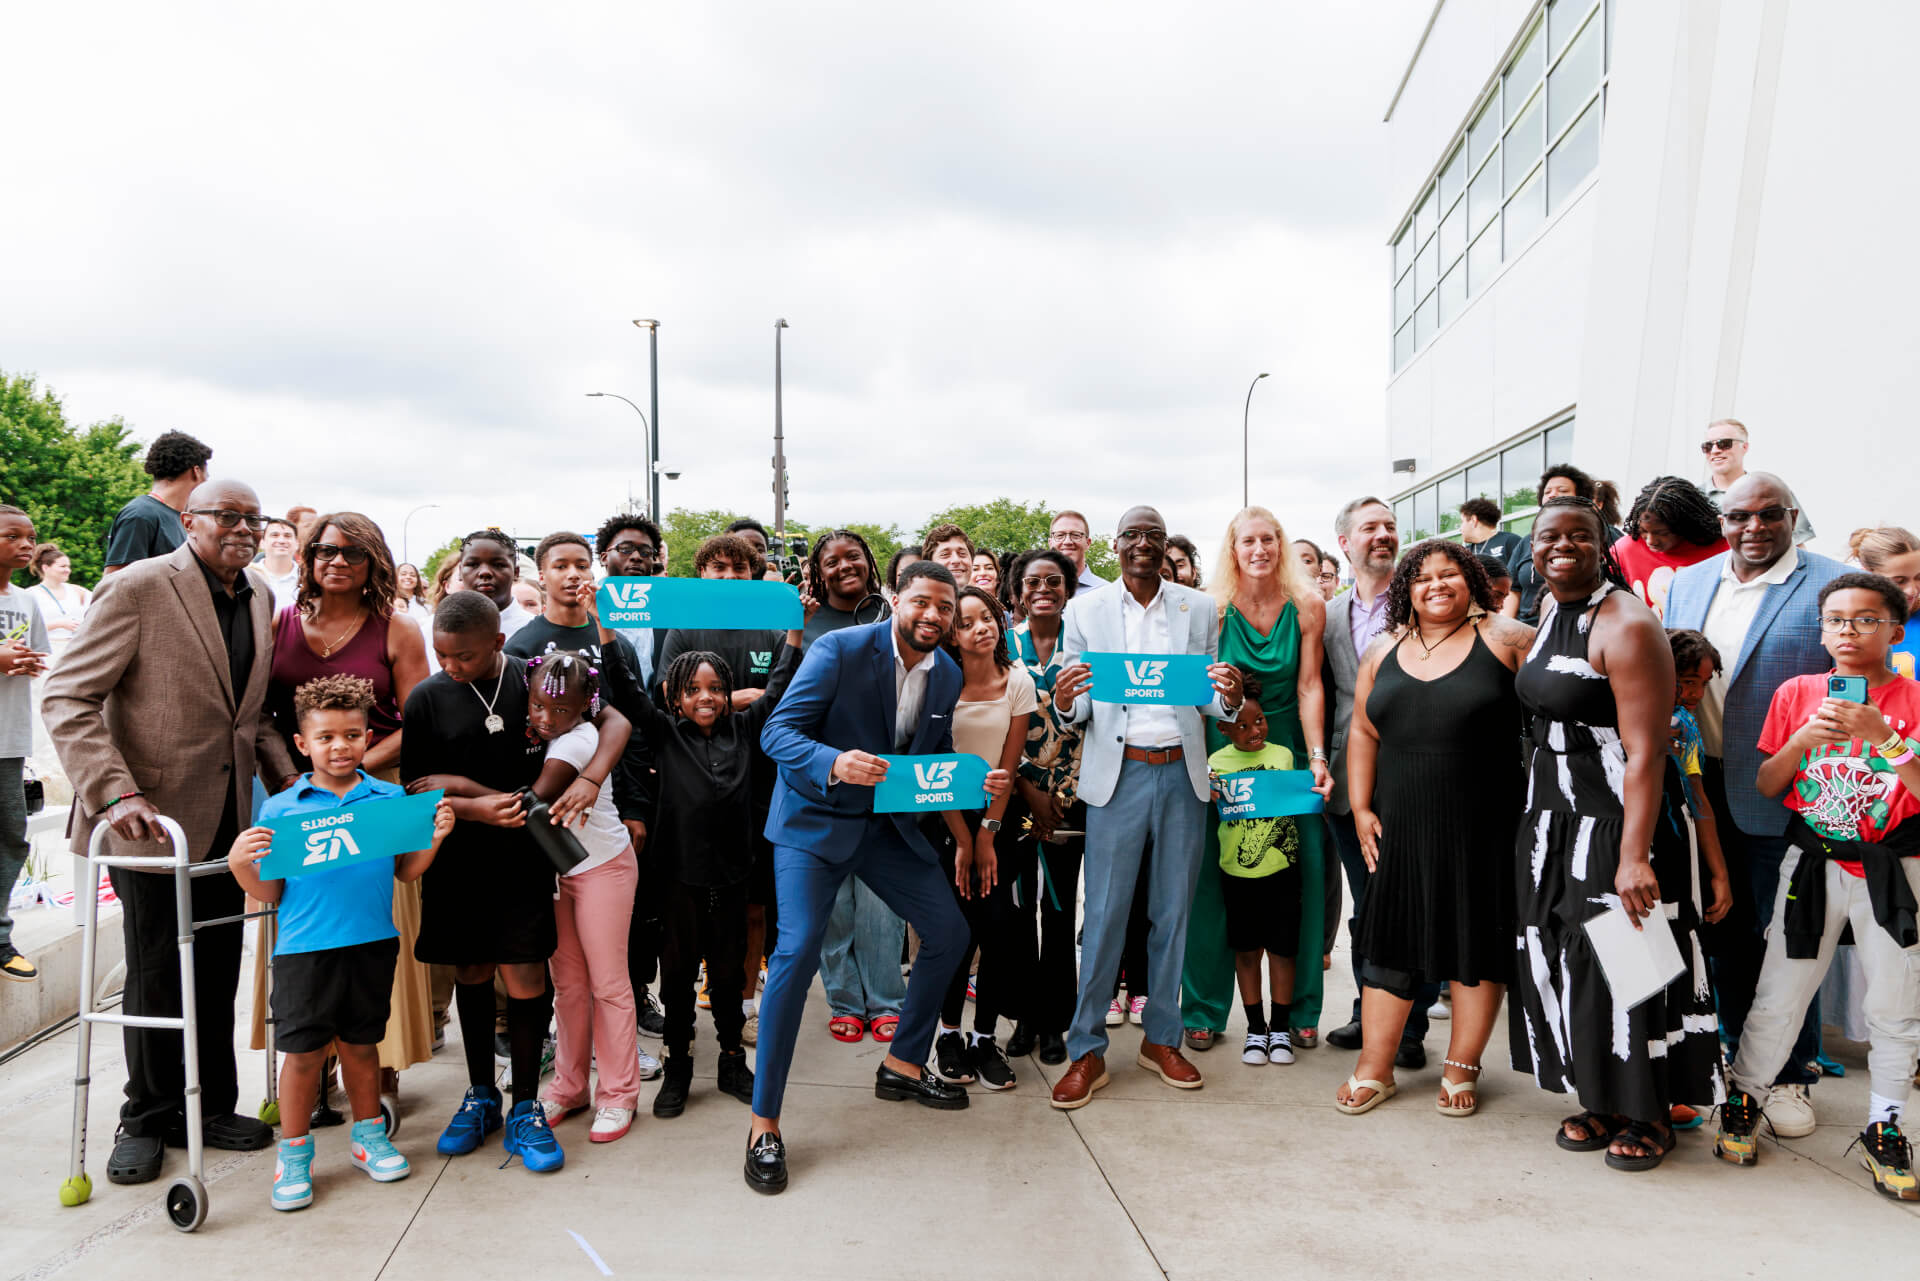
(44, 478, 296, 1185)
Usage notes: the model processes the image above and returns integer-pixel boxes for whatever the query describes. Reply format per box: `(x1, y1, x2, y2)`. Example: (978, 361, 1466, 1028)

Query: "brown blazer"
(42, 543, 295, 866)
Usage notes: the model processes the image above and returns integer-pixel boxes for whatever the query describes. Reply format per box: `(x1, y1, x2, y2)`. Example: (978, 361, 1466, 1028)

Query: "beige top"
(954, 661, 1039, 762)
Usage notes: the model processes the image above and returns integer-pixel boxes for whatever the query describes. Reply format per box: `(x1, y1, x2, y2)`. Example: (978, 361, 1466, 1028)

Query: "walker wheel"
(164, 1176, 207, 1232)
(58, 1173, 92, 1207)
(380, 1094, 400, 1139)
(259, 1099, 281, 1126)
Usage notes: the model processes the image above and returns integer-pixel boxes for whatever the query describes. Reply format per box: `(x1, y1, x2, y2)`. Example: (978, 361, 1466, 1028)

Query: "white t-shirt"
(546, 721, 630, 876)
(499, 601, 536, 641)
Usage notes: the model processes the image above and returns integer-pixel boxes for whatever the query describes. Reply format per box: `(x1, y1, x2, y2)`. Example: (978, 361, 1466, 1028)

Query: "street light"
(402, 503, 438, 565)
(773, 318, 789, 540)
(632, 320, 660, 524)
(1242, 372, 1270, 509)
(586, 392, 656, 519)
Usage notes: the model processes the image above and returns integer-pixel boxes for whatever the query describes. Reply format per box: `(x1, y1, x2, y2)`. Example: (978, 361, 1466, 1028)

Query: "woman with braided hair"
(1612, 476, 1728, 619)
(800, 528, 890, 648)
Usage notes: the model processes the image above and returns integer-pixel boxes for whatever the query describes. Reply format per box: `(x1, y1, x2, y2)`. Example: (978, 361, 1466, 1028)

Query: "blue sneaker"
(350, 1117, 411, 1182)
(271, 1136, 314, 1211)
(437, 1086, 503, 1156)
(502, 1099, 565, 1172)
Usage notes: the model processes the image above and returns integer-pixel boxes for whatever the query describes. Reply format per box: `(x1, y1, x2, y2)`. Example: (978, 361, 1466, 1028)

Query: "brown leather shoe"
(1049, 1053, 1109, 1110)
(1137, 1040, 1203, 1089)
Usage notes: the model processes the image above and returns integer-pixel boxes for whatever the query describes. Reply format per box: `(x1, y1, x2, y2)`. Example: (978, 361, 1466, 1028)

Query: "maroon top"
(268, 604, 404, 768)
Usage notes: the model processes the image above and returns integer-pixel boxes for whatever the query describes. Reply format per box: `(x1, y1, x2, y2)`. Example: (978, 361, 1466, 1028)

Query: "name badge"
(1214, 770, 1324, 819)
(257, 790, 444, 880)
(598, 577, 802, 630)
(1083, 652, 1216, 705)
(871, 754, 991, 813)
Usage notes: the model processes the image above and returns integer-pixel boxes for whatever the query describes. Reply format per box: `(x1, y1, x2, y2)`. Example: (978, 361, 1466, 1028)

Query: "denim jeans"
(0, 758, 28, 952)
(818, 874, 907, 1019)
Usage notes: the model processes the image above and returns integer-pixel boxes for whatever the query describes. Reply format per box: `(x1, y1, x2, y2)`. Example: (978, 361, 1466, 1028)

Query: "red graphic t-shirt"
(1758, 672, 1920, 874)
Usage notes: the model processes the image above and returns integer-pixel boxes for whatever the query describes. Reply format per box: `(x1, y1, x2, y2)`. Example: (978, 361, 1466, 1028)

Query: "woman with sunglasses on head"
(255, 513, 434, 1123)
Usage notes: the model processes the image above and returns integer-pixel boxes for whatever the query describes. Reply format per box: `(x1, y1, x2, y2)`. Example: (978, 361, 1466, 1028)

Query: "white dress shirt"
(263, 563, 301, 612)
(1698, 546, 1799, 755)
(890, 623, 933, 750)
(499, 600, 536, 642)
(1119, 581, 1183, 748)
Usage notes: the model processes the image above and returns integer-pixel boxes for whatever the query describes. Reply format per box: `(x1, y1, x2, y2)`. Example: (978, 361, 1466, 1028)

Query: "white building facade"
(1383, 0, 1916, 555)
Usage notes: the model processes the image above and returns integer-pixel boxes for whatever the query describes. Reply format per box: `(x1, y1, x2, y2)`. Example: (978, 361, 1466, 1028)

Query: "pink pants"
(541, 848, 640, 1112)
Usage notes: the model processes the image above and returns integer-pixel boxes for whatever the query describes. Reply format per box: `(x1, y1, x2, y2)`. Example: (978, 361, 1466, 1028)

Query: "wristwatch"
(981, 818, 1003, 833)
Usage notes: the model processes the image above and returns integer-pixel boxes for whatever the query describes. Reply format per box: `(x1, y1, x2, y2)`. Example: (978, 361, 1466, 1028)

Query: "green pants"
(1180, 819, 1326, 1033)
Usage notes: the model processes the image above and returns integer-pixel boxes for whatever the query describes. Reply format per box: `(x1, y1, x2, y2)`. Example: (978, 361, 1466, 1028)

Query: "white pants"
(1731, 849, 1920, 1109)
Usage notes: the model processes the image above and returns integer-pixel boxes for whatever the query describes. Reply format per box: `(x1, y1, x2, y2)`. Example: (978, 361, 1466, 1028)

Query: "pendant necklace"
(472, 660, 506, 734)
(1413, 615, 1472, 660)
(316, 608, 367, 659)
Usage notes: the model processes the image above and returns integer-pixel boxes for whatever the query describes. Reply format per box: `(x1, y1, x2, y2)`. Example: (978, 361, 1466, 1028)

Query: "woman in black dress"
(1509, 498, 1723, 1171)
(1334, 541, 1534, 1116)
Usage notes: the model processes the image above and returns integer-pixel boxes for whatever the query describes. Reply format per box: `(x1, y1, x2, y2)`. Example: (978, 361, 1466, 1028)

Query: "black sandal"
(1604, 1119, 1677, 1172)
(1555, 1111, 1624, 1152)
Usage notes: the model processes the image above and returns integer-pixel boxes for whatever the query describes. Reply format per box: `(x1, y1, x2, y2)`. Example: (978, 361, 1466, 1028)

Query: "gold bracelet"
(1879, 731, 1908, 757)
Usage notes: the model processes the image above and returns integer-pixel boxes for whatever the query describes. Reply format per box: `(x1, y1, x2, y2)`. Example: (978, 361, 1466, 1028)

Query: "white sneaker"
(1241, 1032, 1270, 1065)
(1266, 1030, 1296, 1065)
(1427, 999, 1451, 1021)
(1129, 995, 1149, 1025)
(1764, 1083, 1816, 1138)
(1106, 996, 1126, 1027)
(741, 1015, 759, 1046)
(539, 1098, 581, 1126)
(636, 1044, 664, 1081)
(588, 1106, 633, 1143)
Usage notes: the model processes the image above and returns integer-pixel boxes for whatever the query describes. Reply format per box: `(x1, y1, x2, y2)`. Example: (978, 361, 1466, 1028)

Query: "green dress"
(1179, 600, 1328, 1033)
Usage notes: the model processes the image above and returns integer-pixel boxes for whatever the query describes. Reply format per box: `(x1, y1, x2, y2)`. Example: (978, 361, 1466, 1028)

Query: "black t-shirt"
(1465, 529, 1524, 567)
(502, 614, 654, 823)
(400, 661, 546, 867)
(504, 616, 633, 666)
(660, 626, 783, 807)
(802, 605, 860, 652)
(105, 494, 184, 568)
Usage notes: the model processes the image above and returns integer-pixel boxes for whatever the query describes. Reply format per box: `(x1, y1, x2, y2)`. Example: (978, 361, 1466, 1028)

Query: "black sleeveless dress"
(1353, 625, 1524, 992)
(1507, 584, 1724, 1117)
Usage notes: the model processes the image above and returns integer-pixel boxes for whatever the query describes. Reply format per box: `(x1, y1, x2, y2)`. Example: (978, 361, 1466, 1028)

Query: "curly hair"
(143, 430, 212, 481)
(942, 584, 1011, 671)
(292, 673, 375, 725)
(594, 514, 661, 559)
(663, 648, 734, 714)
(1625, 476, 1722, 548)
(1384, 538, 1501, 632)
(1538, 463, 1597, 505)
(695, 533, 764, 578)
(1460, 496, 1502, 527)
(1819, 572, 1910, 626)
(1666, 628, 1723, 676)
(921, 523, 974, 560)
(804, 529, 882, 604)
(299, 512, 398, 618)
(1009, 548, 1078, 607)
(1233, 663, 1265, 706)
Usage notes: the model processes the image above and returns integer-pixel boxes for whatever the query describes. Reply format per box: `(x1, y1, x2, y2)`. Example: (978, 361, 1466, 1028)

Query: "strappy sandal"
(1605, 1119, 1677, 1172)
(1555, 1111, 1625, 1152)
(869, 1014, 900, 1043)
(1436, 1059, 1480, 1116)
(1335, 1076, 1397, 1115)
(828, 1014, 866, 1043)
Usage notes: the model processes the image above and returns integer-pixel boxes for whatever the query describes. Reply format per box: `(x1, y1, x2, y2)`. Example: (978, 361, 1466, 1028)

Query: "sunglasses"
(1721, 507, 1790, 525)
(187, 509, 268, 531)
(1021, 574, 1066, 591)
(1699, 437, 1744, 453)
(312, 544, 371, 565)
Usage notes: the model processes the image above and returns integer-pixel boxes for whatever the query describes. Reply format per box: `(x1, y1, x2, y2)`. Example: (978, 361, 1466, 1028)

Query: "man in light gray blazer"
(1045, 506, 1243, 1109)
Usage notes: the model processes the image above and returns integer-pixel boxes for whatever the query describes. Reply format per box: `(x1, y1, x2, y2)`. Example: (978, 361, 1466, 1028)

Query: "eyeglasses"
(1116, 529, 1167, 548)
(187, 509, 268, 531)
(1049, 530, 1090, 545)
(1316, 570, 1339, 583)
(1721, 506, 1790, 525)
(608, 541, 655, 558)
(312, 544, 371, 565)
(1700, 437, 1745, 453)
(1020, 574, 1066, 591)
(1821, 616, 1892, 635)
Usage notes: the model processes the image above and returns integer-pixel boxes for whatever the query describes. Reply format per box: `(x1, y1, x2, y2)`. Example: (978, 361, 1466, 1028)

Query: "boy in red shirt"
(1715, 573, 1920, 1201)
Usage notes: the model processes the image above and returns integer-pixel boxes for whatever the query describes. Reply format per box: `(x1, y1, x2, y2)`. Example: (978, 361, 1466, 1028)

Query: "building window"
(1389, 0, 1609, 372)
(1390, 418, 1575, 544)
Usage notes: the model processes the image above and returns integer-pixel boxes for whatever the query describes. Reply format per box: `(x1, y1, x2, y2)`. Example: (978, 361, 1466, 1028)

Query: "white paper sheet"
(1583, 904, 1686, 1010)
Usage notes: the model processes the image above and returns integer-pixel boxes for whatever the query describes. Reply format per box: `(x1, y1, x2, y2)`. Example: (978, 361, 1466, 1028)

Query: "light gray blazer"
(1322, 590, 1364, 816)
(1055, 579, 1234, 806)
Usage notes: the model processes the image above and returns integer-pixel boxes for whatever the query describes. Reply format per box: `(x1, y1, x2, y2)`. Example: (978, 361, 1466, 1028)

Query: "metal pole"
(773, 318, 789, 541)
(402, 503, 438, 565)
(586, 393, 653, 520)
(1242, 372, 1270, 509)
(648, 324, 661, 524)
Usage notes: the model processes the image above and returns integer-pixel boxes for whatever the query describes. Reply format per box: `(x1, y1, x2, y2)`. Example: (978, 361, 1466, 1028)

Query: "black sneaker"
(1714, 1089, 1762, 1165)
(653, 1054, 693, 1118)
(1851, 1121, 1919, 1200)
(717, 1049, 755, 1105)
(969, 1037, 1016, 1091)
(934, 1030, 976, 1084)
(0, 945, 38, 983)
(637, 987, 666, 1039)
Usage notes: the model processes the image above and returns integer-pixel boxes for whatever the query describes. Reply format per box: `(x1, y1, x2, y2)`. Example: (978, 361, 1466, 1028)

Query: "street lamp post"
(1242, 372, 1270, 509)
(586, 393, 655, 520)
(402, 503, 438, 566)
(633, 320, 660, 522)
(773, 318, 789, 541)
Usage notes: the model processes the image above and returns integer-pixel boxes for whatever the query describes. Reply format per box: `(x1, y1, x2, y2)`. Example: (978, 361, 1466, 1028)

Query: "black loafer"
(107, 1131, 164, 1185)
(1394, 1039, 1428, 1071)
(1325, 1020, 1364, 1050)
(874, 1063, 969, 1109)
(744, 1132, 788, 1195)
(1006, 1024, 1038, 1059)
(1038, 1031, 1068, 1065)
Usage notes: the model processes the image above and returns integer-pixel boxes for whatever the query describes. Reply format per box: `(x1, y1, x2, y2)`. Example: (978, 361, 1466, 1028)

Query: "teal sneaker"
(271, 1136, 314, 1211)
(350, 1117, 410, 1183)
(437, 1085, 503, 1156)
(502, 1099, 565, 1172)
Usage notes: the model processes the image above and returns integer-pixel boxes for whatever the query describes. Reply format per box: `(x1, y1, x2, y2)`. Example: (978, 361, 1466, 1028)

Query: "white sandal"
(1436, 1060, 1480, 1117)
(1335, 1076, 1396, 1115)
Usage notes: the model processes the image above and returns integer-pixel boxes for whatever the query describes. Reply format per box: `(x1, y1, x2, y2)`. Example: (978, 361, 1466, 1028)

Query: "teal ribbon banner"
(258, 790, 444, 880)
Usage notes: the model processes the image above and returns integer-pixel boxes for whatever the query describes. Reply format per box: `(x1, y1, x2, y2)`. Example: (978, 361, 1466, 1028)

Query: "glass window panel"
(1505, 21, 1544, 122)
(1502, 436, 1547, 513)
(1548, 0, 1597, 59)
(1548, 12, 1603, 139)
(1469, 95, 1501, 171)
(1394, 497, 1413, 533)
(1440, 205, 1465, 269)
(1394, 270, 1416, 325)
(1393, 322, 1414, 370)
(1437, 471, 1468, 533)
(1545, 420, 1574, 465)
(1414, 290, 1438, 348)
(1438, 261, 1465, 326)
(1467, 224, 1500, 291)
(1415, 187, 1438, 247)
(1504, 513, 1536, 540)
(1467, 457, 1500, 502)
(1469, 160, 1501, 234)
(1504, 167, 1546, 256)
(1416, 235, 1440, 297)
(1504, 95, 1543, 196)
(1412, 486, 1437, 543)
(1548, 100, 1601, 209)
(1438, 145, 1468, 212)
(1393, 223, 1414, 278)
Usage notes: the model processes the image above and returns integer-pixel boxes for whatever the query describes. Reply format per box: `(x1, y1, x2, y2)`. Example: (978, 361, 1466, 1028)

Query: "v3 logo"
(914, 761, 957, 790)
(1221, 777, 1254, 805)
(748, 651, 772, 670)
(301, 826, 362, 867)
(1124, 660, 1168, 686)
(606, 581, 652, 609)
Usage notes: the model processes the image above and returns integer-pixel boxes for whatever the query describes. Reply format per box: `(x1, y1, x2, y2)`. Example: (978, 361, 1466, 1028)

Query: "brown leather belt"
(1123, 744, 1184, 765)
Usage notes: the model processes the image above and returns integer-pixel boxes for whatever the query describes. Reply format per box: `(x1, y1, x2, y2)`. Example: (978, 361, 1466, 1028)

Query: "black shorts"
(1221, 862, 1302, 957)
(272, 937, 399, 1053)
(414, 836, 558, 966)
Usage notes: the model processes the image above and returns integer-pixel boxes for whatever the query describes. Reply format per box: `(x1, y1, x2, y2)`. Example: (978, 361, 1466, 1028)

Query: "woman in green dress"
(1180, 506, 1333, 1051)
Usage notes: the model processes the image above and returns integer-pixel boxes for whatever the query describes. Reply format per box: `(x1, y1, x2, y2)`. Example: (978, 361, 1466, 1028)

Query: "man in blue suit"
(745, 561, 1009, 1193)
(1667, 472, 1845, 1136)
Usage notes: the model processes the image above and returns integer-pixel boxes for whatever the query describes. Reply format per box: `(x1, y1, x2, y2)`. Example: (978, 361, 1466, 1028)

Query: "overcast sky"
(3, 2, 1429, 570)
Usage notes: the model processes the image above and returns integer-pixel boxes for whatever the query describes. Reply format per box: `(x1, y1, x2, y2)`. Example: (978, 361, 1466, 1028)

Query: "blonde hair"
(1849, 525, 1920, 571)
(1210, 506, 1314, 610)
(1708, 417, 1748, 439)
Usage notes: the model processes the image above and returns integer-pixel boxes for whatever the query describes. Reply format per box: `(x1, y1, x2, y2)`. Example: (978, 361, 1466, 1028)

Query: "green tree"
(657, 508, 907, 579)
(915, 497, 1117, 577)
(420, 536, 464, 588)
(0, 371, 149, 587)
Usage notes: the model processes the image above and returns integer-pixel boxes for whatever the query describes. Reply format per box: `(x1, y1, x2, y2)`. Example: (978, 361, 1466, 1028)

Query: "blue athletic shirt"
(261, 772, 404, 956)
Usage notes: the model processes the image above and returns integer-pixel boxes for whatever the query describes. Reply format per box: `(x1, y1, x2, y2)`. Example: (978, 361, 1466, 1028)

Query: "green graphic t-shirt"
(1208, 742, 1299, 878)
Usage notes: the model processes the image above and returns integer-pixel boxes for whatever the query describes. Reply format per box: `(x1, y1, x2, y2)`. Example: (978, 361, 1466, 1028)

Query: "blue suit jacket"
(1665, 548, 1846, 835)
(760, 621, 961, 863)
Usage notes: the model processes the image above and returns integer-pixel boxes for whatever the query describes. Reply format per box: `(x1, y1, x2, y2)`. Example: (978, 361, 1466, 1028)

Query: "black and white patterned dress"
(1508, 584, 1724, 1117)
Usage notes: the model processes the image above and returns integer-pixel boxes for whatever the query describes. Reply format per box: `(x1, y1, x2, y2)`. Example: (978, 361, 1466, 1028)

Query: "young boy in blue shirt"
(228, 674, 453, 1212)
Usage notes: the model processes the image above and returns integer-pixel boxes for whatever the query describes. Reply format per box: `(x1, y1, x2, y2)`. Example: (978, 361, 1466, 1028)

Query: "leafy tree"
(657, 508, 907, 579)
(0, 371, 149, 587)
(915, 497, 1117, 577)
(419, 536, 464, 588)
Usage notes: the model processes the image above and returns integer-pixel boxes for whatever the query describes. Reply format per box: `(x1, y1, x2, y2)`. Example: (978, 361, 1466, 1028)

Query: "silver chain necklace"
(471, 660, 506, 734)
